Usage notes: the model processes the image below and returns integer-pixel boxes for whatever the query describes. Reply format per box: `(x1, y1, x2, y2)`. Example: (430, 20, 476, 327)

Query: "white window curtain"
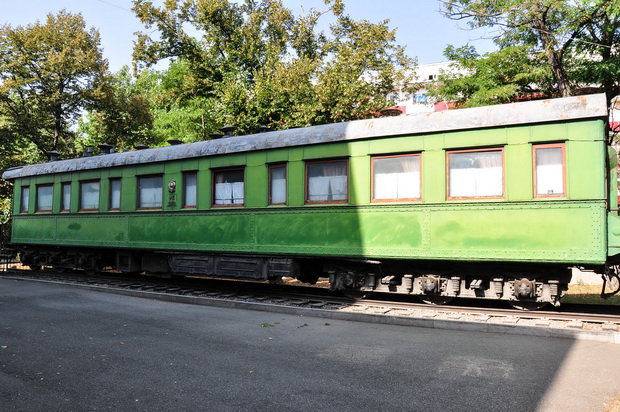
(110, 180, 121, 209)
(373, 156, 420, 200)
(62, 184, 71, 211)
(270, 166, 286, 204)
(184, 173, 197, 207)
(81, 181, 100, 210)
(449, 150, 503, 197)
(214, 170, 244, 205)
(307, 161, 347, 202)
(535, 147, 564, 195)
(21, 187, 29, 212)
(37, 186, 53, 211)
(139, 176, 162, 208)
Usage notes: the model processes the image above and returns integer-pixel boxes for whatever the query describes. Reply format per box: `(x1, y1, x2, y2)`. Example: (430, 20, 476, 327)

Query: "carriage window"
(448, 149, 503, 198)
(269, 164, 286, 205)
(61, 183, 71, 211)
(138, 175, 163, 209)
(80, 180, 100, 211)
(110, 179, 121, 210)
(36, 185, 53, 212)
(306, 160, 348, 204)
(183, 172, 197, 208)
(534, 144, 565, 197)
(20, 186, 30, 213)
(372, 154, 421, 201)
(213, 168, 244, 206)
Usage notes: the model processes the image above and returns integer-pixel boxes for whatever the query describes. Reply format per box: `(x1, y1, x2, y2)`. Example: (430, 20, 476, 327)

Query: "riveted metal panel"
(11, 200, 607, 264)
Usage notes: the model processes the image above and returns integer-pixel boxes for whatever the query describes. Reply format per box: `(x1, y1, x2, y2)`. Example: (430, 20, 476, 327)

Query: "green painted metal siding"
(11, 201, 607, 264)
(10, 118, 611, 264)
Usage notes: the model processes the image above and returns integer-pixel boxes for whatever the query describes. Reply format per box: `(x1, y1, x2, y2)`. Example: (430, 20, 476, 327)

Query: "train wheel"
(508, 301, 549, 311)
(420, 296, 454, 305)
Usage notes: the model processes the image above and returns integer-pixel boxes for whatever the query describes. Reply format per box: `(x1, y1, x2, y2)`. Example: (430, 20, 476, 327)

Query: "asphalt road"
(1, 278, 619, 412)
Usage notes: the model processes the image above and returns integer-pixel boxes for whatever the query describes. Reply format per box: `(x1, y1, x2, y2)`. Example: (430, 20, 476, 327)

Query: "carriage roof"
(2, 94, 607, 180)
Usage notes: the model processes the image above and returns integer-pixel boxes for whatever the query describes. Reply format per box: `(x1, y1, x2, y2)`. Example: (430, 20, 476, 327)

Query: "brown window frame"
(268, 163, 287, 206)
(79, 180, 101, 212)
(305, 159, 349, 205)
(109, 178, 122, 211)
(20, 186, 30, 214)
(183, 171, 198, 209)
(446, 147, 505, 200)
(212, 167, 245, 207)
(371, 154, 422, 203)
(61, 182, 71, 212)
(533, 143, 566, 198)
(35, 184, 54, 213)
(137, 175, 164, 210)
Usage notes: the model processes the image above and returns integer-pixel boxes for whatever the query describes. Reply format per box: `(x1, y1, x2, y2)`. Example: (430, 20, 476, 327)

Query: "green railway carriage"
(4, 93, 620, 308)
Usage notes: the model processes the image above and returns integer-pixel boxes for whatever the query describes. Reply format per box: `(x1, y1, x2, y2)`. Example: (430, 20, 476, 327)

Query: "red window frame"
(305, 159, 349, 205)
(79, 180, 101, 212)
(533, 143, 566, 198)
(446, 148, 505, 200)
(268, 164, 287, 206)
(371, 153, 422, 203)
(109, 178, 121, 211)
(183, 171, 198, 209)
(35, 184, 54, 213)
(137, 175, 163, 210)
(20, 186, 30, 214)
(61, 182, 71, 212)
(212, 167, 245, 207)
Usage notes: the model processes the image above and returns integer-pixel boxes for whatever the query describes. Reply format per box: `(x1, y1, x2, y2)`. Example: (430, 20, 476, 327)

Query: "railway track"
(1, 267, 619, 343)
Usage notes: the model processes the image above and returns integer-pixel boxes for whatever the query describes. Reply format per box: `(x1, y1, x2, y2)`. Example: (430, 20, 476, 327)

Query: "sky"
(2, 0, 497, 71)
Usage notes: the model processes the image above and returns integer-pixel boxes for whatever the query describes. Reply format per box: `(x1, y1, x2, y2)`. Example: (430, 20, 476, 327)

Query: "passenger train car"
(3, 94, 620, 309)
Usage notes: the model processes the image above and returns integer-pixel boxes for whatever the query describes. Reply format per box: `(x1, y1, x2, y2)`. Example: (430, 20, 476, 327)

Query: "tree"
(440, 0, 620, 107)
(430, 44, 555, 107)
(132, 0, 416, 134)
(0, 10, 109, 158)
(78, 66, 155, 152)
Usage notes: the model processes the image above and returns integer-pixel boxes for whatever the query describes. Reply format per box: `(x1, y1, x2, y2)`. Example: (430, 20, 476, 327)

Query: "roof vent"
(83, 146, 94, 157)
(46, 150, 60, 162)
(380, 107, 403, 117)
(167, 139, 182, 145)
(210, 133, 224, 140)
(220, 125, 237, 137)
(98, 143, 114, 155)
(257, 125, 273, 133)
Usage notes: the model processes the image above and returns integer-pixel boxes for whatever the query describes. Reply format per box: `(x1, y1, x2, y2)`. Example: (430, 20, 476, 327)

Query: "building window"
(306, 159, 348, 204)
(61, 183, 71, 212)
(213, 168, 244, 206)
(20, 186, 29, 213)
(183, 172, 197, 208)
(269, 164, 286, 205)
(138, 175, 163, 209)
(534, 143, 565, 197)
(448, 149, 504, 198)
(36, 185, 53, 212)
(110, 179, 121, 210)
(80, 180, 100, 211)
(372, 154, 421, 202)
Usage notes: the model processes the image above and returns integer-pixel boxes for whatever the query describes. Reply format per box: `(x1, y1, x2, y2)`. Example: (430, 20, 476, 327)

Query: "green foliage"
(78, 66, 155, 152)
(431, 45, 554, 107)
(439, 0, 620, 107)
(131, 0, 416, 133)
(0, 10, 109, 158)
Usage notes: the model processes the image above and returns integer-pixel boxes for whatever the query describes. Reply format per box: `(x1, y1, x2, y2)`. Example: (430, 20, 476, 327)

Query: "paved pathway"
(1, 278, 619, 411)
